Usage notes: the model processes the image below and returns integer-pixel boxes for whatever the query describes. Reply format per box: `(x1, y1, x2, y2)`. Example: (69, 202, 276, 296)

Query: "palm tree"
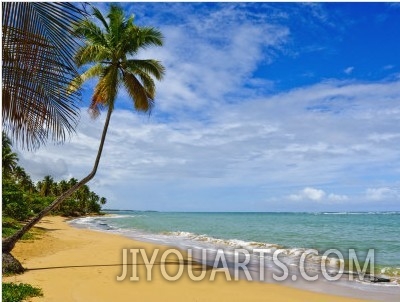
(2, 2, 85, 150)
(14, 166, 35, 193)
(2, 4, 165, 259)
(39, 175, 55, 197)
(2, 132, 19, 178)
(100, 197, 107, 205)
(76, 185, 91, 214)
(58, 180, 70, 194)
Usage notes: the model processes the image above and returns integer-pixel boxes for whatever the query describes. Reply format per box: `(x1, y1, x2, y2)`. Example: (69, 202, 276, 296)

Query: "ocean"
(71, 211, 400, 300)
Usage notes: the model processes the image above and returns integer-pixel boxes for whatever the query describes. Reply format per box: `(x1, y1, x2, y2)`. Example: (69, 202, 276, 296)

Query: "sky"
(17, 2, 400, 212)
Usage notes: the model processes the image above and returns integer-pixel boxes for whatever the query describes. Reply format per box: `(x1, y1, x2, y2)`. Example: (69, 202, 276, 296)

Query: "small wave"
(167, 231, 283, 250)
(379, 267, 400, 285)
(104, 214, 143, 219)
(321, 211, 400, 215)
(70, 217, 96, 225)
(160, 230, 400, 285)
(69, 216, 117, 231)
(164, 231, 346, 269)
(322, 212, 349, 215)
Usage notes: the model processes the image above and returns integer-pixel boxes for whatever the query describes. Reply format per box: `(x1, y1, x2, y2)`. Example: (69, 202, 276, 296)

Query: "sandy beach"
(3, 216, 369, 302)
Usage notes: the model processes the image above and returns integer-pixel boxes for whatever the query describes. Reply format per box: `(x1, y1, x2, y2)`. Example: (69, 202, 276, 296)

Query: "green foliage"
(49, 180, 106, 217)
(2, 217, 36, 240)
(2, 282, 42, 302)
(72, 4, 165, 116)
(2, 178, 30, 221)
(2, 217, 22, 238)
(2, 132, 19, 178)
(2, 132, 107, 222)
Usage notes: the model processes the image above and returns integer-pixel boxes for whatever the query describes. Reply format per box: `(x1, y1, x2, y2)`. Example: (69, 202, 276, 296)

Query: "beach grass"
(2, 282, 43, 302)
(2, 217, 45, 241)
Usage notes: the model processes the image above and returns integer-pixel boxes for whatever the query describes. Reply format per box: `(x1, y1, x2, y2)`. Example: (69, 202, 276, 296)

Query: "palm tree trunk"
(2, 106, 113, 255)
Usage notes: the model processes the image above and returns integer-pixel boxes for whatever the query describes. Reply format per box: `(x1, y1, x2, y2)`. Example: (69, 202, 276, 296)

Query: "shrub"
(2, 282, 42, 302)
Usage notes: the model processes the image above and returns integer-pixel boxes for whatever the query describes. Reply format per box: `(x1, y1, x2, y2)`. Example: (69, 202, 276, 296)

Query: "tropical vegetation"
(2, 282, 43, 302)
(2, 132, 107, 276)
(2, 132, 107, 222)
(2, 3, 165, 275)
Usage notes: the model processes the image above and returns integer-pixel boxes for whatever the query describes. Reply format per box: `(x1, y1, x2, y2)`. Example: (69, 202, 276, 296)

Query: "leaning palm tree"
(2, 2, 85, 150)
(2, 4, 165, 265)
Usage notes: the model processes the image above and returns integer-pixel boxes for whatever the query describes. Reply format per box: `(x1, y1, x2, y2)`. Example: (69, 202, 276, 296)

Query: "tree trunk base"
(2, 252, 25, 274)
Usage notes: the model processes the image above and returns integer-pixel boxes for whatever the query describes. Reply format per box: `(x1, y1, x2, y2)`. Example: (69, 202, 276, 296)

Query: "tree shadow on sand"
(26, 260, 214, 272)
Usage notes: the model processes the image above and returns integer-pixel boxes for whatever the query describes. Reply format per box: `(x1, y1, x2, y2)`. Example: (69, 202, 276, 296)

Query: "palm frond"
(92, 6, 109, 32)
(137, 27, 164, 48)
(75, 44, 110, 67)
(137, 72, 156, 99)
(102, 65, 120, 109)
(122, 72, 154, 112)
(107, 5, 125, 46)
(90, 66, 120, 111)
(69, 64, 105, 93)
(122, 26, 164, 55)
(74, 19, 108, 50)
(2, 2, 86, 150)
(125, 59, 165, 81)
(80, 64, 105, 82)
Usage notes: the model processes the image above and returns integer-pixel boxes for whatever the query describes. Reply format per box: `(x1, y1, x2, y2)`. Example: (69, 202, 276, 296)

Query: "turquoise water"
(72, 211, 400, 283)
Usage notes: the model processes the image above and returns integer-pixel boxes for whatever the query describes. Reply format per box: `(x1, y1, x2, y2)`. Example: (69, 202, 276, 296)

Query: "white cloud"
(368, 133, 400, 142)
(127, 3, 291, 114)
(289, 187, 326, 201)
(366, 187, 400, 201)
(327, 193, 349, 202)
(14, 4, 400, 211)
(18, 155, 69, 180)
(289, 188, 348, 202)
(17, 78, 400, 210)
(344, 66, 354, 74)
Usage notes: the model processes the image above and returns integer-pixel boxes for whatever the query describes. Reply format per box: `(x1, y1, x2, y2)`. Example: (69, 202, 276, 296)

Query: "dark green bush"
(2, 180, 31, 221)
(2, 282, 42, 302)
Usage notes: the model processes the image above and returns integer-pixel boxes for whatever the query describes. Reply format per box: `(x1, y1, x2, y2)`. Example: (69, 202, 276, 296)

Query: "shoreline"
(2, 216, 379, 301)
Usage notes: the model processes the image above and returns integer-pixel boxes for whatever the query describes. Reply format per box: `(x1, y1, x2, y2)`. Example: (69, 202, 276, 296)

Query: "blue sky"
(18, 2, 400, 212)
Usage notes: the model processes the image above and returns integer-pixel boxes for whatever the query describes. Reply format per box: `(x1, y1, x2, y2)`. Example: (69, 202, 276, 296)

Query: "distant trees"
(53, 178, 106, 216)
(2, 132, 107, 221)
(2, 132, 19, 178)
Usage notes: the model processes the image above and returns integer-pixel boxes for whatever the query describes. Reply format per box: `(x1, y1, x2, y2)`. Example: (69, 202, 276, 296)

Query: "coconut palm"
(100, 197, 107, 205)
(14, 166, 36, 193)
(2, 2, 85, 150)
(2, 132, 19, 178)
(2, 4, 164, 259)
(38, 175, 55, 197)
